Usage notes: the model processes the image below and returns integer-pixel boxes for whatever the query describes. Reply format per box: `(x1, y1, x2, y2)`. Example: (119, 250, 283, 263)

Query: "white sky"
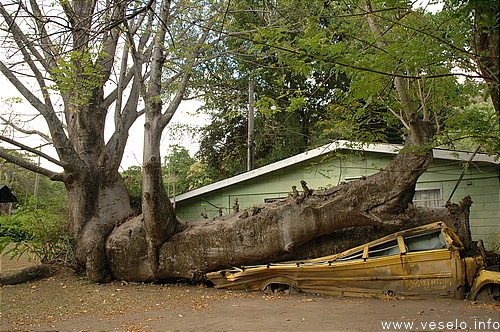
(118, 100, 208, 171)
(0, 76, 209, 173)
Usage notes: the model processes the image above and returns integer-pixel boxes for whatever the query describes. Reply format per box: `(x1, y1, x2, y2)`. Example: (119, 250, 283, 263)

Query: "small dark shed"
(0, 185, 17, 203)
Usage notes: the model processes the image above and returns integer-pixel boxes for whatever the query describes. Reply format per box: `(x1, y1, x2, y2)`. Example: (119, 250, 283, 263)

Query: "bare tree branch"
(160, 22, 215, 129)
(27, 0, 59, 71)
(0, 135, 63, 167)
(363, 0, 414, 120)
(0, 61, 81, 172)
(0, 115, 53, 143)
(0, 148, 67, 182)
(0, 61, 46, 113)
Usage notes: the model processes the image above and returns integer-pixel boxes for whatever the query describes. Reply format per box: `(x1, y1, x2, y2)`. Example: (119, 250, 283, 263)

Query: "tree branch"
(0, 2, 52, 73)
(0, 135, 63, 167)
(0, 148, 67, 182)
(160, 22, 215, 129)
(0, 115, 53, 143)
(183, 13, 481, 81)
(27, 0, 60, 71)
(96, 0, 126, 81)
(0, 61, 81, 172)
(363, 0, 414, 120)
(0, 62, 46, 113)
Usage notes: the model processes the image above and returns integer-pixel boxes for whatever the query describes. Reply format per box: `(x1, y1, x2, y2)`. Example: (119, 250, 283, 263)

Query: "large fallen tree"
(102, 1, 489, 283)
(0, 0, 496, 284)
(106, 120, 473, 282)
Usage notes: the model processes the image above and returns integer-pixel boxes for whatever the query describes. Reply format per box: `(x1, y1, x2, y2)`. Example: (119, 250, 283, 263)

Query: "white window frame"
(414, 187, 444, 208)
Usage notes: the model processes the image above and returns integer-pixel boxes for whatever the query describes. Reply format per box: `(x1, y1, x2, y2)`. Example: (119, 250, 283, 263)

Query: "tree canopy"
(196, 0, 498, 176)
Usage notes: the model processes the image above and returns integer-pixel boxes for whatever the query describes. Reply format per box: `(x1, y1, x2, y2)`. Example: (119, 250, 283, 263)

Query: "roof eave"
(172, 141, 498, 203)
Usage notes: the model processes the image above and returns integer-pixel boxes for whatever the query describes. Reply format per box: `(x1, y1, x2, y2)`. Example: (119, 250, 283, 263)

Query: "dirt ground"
(1, 251, 499, 332)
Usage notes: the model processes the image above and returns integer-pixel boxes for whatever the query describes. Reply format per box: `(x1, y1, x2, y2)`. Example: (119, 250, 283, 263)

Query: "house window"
(264, 198, 284, 203)
(414, 188, 443, 208)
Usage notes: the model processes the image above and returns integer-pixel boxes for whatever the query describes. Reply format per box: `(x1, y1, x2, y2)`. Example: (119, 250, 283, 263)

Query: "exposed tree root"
(0, 264, 54, 285)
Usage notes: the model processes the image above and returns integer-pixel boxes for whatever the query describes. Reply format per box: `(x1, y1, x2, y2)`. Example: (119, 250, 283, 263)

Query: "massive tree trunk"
(67, 170, 133, 283)
(0, 0, 144, 282)
(140, 0, 180, 279)
(61, 57, 136, 282)
(138, 0, 214, 280)
(106, 119, 468, 282)
(142, 114, 179, 278)
(278, 195, 473, 263)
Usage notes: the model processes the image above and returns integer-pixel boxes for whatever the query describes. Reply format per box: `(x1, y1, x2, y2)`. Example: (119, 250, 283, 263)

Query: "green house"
(173, 141, 499, 250)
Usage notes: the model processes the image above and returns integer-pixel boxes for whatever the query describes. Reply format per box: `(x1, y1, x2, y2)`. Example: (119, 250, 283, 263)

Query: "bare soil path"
(1, 250, 499, 332)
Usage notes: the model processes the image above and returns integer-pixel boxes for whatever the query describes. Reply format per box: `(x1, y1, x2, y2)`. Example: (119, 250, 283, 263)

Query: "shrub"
(0, 203, 73, 265)
(0, 216, 30, 242)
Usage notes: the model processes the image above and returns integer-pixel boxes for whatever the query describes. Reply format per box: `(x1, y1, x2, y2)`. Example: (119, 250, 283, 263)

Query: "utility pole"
(247, 79, 255, 171)
(33, 154, 40, 209)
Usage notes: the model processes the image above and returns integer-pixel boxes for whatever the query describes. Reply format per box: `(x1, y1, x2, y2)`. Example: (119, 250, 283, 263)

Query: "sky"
(118, 100, 208, 171)
(0, 76, 209, 173)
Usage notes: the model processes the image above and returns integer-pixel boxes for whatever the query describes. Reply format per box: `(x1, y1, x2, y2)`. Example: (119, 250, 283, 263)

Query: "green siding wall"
(175, 151, 499, 251)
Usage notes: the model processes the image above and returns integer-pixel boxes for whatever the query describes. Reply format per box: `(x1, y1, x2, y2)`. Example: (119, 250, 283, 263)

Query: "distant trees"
(122, 145, 203, 214)
(0, 150, 69, 265)
(196, 1, 354, 180)
(195, 0, 498, 181)
(0, 151, 67, 208)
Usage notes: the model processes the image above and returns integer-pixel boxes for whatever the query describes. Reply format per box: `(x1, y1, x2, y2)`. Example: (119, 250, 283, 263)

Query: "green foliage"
(121, 166, 142, 214)
(316, 99, 404, 144)
(186, 162, 213, 189)
(49, 50, 105, 106)
(436, 101, 499, 154)
(0, 151, 70, 264)
(197, 113, 249, 180)
(163, 145, 197, 196)
(0, 216, 30, 242)
(194, 0, 358, 180)
(189, 0, 498, 184)
(0, 200, 71, 264)
(196, 108, 312, 182)
(121, 145, 211, 210)
(210, 0, 491, 150)
(0, 151, 68, 207)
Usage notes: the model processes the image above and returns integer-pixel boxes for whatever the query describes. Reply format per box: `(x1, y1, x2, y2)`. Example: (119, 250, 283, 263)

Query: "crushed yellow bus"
(206, 222, 499, 302)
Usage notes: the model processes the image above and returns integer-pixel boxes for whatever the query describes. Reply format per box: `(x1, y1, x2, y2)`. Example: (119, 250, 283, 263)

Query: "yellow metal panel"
(206, 222, 486, 300)
(470, 270, 500, 300)
(362, 246, 369, 259)
(397, 236, 407, 254)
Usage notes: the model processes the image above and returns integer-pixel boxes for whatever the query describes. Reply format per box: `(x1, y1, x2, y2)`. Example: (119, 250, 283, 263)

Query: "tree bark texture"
(62, 88, 134, 283)
(106, 132, 469, 282)
(275, 196, 473, 262)
(67, 170, 133, 283)
(140, 0, 181, 279)
(0, 265, 54, 285)
(142, 122, 179, 278)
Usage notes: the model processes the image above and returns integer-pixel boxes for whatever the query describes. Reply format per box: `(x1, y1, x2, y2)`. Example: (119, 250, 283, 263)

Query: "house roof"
(172, 140, 498, 203)
(0, 185, 18, 203)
